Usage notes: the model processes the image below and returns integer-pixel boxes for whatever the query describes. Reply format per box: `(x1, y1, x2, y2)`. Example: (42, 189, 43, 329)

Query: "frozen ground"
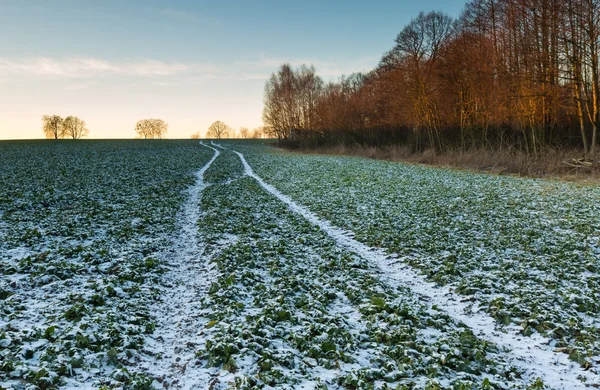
(0, 141, 213, 389)
(1, 140, 599, 389)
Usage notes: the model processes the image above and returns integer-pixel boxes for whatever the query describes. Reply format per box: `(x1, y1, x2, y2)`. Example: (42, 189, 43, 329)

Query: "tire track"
(142, 142, 220, 389)
(227, 144, 598, 390)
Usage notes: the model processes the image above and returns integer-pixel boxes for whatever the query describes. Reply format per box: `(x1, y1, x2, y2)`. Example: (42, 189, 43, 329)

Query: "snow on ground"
(3, 139, 599, 389)
(166, 145, 527, 388)
(226, 143, 600, 389)
(141, 144, 221, 389)
(238, 144, 600, 368)
(0, 141, 213, 389)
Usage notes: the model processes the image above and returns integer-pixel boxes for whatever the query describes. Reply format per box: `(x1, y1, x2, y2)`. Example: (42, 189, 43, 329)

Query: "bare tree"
(135, 119, 168, 139)
(207, 120, 229, 139)
(252, 126, 264, 138)
(582, 0, 600, 155)
(260, 2, 600, 157)
(191, 132, 201, 139)
(63, 116, 89, 139)
(296, 65, 324, 131)
(228, 126, 237, 139)
(263, 64, 299, 140)
(263, 64, 323, 141)
(42, 115, 64, 139)
(239, 127, 249, 139)
(393, 11, 454, 150)
(151, 119, 168, 139)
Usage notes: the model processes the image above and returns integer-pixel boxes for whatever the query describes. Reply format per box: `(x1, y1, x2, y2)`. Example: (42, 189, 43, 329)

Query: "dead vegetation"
(289, 144, 600, 181)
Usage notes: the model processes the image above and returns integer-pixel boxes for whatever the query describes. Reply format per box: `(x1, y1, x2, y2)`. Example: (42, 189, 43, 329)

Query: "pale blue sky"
(0, 0, 465, 139)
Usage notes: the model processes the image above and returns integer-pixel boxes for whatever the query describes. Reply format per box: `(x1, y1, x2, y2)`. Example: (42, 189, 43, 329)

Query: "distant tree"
(207, 120, 229, 139)
(149, 119, 168, 139)
(135, 120, 150, 139)
(240, 127, 250, 138)
(135, 119, 168, 139)
(227, 126, 236, 138)
(251, 126, 264, 139)
(191, 132, 201, 139)
(42, 115, 64, 139)
(63, 116, 89, 139)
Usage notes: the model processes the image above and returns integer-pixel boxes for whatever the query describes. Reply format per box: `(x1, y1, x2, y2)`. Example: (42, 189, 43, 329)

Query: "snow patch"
(228, 145, 599, 390)
(142, 143, 222, 389)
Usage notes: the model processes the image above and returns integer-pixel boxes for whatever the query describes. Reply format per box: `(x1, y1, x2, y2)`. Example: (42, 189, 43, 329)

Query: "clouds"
(0, 57, 198, 78)
(0, 55, 377, 82)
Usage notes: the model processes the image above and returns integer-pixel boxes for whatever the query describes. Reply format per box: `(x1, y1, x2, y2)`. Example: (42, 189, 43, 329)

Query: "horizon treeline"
(191, 124, 266, 139)
(40, 115, 265, 140)
(263, 0, 600, 157)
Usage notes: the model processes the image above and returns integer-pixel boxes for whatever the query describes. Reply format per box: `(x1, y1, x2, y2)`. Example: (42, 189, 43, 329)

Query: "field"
(1, 140, 599, 389)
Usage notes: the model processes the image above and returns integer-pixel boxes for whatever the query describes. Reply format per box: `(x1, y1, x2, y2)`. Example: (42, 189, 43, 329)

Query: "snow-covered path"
(229, 146, 599, 390)
(142, 143, 220, 389)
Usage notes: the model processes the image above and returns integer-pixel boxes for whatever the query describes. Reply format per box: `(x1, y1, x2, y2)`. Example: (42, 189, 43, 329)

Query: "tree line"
(42, 115, 264, 140)
(263, 0, 600, 157)
(192, 121, 266, 139)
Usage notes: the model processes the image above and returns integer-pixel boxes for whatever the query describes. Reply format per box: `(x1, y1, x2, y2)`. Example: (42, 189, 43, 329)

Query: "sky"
(0, 0, 465, 140)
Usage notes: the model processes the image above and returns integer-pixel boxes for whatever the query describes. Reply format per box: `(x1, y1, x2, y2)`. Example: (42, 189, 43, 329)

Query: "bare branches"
(42, 115, 64, 139)
(42, 115, 89, 140)
(394, 11, 455, 77)
(207, 121, 229, 139)
(63, 116, 89, 139)
(135, 119, 168, 139)
(263, 64, 323, 141)
(261, 2, 600, 156)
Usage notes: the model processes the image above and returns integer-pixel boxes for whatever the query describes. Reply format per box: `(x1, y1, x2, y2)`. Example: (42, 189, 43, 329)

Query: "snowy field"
(1, 140, 599, 389)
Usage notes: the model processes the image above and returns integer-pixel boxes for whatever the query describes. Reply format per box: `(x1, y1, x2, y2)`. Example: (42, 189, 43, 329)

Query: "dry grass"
(292, 144, 600, 182)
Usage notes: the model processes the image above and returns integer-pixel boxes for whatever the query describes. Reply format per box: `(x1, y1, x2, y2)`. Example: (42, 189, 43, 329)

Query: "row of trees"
(238, 127, 265, 139)
(192, 122, 266, 139)
(263, 0, 600, 157)
(42, 115, 89, 139)
(42, 115, 264, 140)
(42, 116, 168, 140)
(135, 119, 168, 139)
